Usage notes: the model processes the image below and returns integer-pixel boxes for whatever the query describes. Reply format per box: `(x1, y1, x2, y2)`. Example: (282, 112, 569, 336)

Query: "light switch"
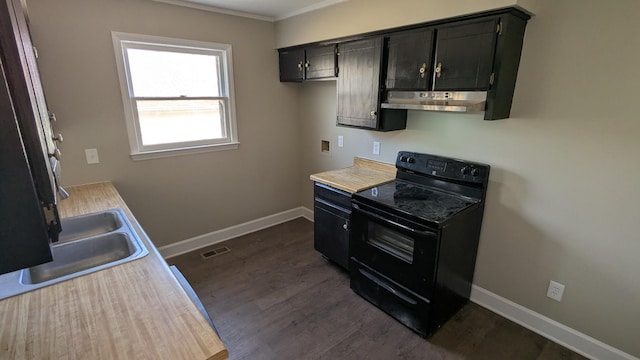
(85, 148, 100, 164)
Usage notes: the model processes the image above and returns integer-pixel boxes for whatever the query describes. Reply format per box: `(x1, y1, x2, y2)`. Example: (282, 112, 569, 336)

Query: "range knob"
(471, 168, 480, 177)
(460, 166, 470, 175)
(399, 156, 408, 162)
(407, 157, 415, 164)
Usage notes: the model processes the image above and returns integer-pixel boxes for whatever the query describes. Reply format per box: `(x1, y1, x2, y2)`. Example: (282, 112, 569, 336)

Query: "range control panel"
(396, 151, 490, 184)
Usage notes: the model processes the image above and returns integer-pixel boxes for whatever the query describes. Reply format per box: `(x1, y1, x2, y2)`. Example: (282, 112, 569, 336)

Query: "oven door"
(350, 200, 438, 298)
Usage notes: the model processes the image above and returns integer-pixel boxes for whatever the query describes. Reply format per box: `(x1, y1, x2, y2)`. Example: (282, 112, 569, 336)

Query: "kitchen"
(1, 0, 639, 359)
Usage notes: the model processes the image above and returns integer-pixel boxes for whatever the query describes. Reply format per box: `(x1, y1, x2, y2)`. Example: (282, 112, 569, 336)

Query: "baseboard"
(300, 206, 314, 222)
(470, 285, 638, 360)
(159, 206, 313, 259)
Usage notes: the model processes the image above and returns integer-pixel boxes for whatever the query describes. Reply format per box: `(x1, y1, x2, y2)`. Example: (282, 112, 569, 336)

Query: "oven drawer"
(350, 258, 432, 338)
(350, 201, 438, 298)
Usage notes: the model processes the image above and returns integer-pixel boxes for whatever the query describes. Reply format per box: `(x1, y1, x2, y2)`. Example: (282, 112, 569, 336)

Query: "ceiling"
(153, 0, 348, 22)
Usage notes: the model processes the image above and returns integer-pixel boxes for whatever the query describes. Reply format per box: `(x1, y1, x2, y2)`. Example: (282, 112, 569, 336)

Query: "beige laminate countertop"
(0, 182, 227, 360)
(310, 157, 396, 193)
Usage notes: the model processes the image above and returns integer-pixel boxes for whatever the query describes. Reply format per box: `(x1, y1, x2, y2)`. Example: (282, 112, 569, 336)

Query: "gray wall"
(28, 0, 301, 248)
(282, 0, 640, 357)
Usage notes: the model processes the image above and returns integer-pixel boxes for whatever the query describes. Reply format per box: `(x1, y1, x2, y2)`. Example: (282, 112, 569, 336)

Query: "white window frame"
(112, 32, 238, 160)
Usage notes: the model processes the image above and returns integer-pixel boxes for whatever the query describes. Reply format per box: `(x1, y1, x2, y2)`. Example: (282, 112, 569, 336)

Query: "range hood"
(382, 91, 487, 113)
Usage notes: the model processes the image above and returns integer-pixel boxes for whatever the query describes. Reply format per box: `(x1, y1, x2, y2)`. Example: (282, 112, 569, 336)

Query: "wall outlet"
(373, 141, 380, 155)
(547, 280, 565, 302)
(85, 148, 100, 164)
(338, 135, 344, 148)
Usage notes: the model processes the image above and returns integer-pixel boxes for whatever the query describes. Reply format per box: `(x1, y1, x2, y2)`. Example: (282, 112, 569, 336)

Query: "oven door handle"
(352, 203, 433, 237)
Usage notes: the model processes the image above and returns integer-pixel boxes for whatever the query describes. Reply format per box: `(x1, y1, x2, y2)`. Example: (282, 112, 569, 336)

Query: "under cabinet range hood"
(382, 91, 487, 113)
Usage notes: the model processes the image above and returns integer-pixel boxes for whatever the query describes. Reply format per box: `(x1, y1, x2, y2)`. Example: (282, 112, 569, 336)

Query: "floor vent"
(200, 246, 231, 259)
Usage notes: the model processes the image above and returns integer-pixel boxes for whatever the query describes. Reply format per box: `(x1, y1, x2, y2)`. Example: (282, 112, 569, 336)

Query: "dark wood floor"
(170, 218, 587, 360)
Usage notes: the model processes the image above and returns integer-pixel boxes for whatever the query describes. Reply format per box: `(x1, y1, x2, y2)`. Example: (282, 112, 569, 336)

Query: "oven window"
(367, 222, 414, 263)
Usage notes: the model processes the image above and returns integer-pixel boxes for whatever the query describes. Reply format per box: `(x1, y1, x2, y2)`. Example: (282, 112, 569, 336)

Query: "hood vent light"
(382, 91, 487, 113)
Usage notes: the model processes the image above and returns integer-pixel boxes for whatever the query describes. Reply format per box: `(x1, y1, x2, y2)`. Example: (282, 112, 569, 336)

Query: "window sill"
(130, 142, 239, 161)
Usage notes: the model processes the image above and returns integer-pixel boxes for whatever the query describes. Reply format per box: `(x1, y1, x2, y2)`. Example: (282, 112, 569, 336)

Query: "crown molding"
(152, 0, 276, 22)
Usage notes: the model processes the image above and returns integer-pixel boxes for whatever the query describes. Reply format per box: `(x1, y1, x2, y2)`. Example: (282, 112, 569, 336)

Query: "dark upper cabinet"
(278, 48, 304, 82)
(1, 0, 61, 275)
(1, 59, 54, 275)
(337, 38, 380, 128)
(337, 38, 406, 131)
(305, 44, 337, 80)
(279, 44, 337, 82)
(433, 19, 499, 91)
(385, 29, 435, 90)
(278, 7, 529, 122)
(1, 0, 58, 206)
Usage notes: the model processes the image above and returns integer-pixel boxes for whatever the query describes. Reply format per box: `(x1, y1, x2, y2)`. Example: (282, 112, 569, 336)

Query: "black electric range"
(349, 151, 490, 337)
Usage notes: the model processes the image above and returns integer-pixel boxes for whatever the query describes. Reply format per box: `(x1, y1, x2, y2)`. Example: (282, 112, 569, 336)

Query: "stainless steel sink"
(22, 233, 139, 284)
(0, 208, 149, 300)
(57, 211, 122, 243)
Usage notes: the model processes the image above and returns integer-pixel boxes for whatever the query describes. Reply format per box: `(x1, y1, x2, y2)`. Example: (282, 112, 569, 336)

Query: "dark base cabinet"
(313, 183, 351, 270)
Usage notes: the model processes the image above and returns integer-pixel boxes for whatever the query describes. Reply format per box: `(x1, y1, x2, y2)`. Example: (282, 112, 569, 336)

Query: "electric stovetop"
(353, 179, 480, 225)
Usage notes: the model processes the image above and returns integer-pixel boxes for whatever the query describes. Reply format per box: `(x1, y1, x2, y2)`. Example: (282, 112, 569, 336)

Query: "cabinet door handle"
(305, 61, 310, 69)
(52, 133, 64, 143)
(50, 148, 62, 160)
(435, 62, 442, 78)
(343, 222, 349, 231)
(297, 61, 303, 71)
(419, 63, 427, 78)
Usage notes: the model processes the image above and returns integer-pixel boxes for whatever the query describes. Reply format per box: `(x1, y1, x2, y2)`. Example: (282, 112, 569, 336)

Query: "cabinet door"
(314, 201, 350, 270)
(434, 19, 498, 90)
(337, 38, 383, 129)
(278, 48, 304, 82)
(0, 63, 53, 275)
(385, 29, 434, 90)
(305, 44, 336, 80)
(1, 0, 57, 204)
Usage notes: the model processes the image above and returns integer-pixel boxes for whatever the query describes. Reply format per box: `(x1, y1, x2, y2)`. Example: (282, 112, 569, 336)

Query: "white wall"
(27, 0, 301, 247)
(283, 0, 640, 357)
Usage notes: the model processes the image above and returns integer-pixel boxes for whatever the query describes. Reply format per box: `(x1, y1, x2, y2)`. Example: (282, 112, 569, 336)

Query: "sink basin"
(22, 232, 139, 284)
(0, 208, 149, 300)
(57, 211, 122, 243)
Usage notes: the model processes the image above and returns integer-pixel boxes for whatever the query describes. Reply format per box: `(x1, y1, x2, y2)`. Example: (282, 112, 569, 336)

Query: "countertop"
(309, 157, 396, 193)
(0, 182, 228, 360)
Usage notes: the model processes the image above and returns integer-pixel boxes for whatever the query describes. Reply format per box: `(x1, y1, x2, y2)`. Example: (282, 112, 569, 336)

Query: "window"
(112, 32, 238, 160)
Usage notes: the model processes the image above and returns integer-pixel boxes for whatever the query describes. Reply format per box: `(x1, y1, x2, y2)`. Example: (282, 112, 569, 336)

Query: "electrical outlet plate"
(85, 148, 100, 164)
(547, 280, 565, 302)
(338, 135, 344, 148)
(373, 141, 380, 155)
